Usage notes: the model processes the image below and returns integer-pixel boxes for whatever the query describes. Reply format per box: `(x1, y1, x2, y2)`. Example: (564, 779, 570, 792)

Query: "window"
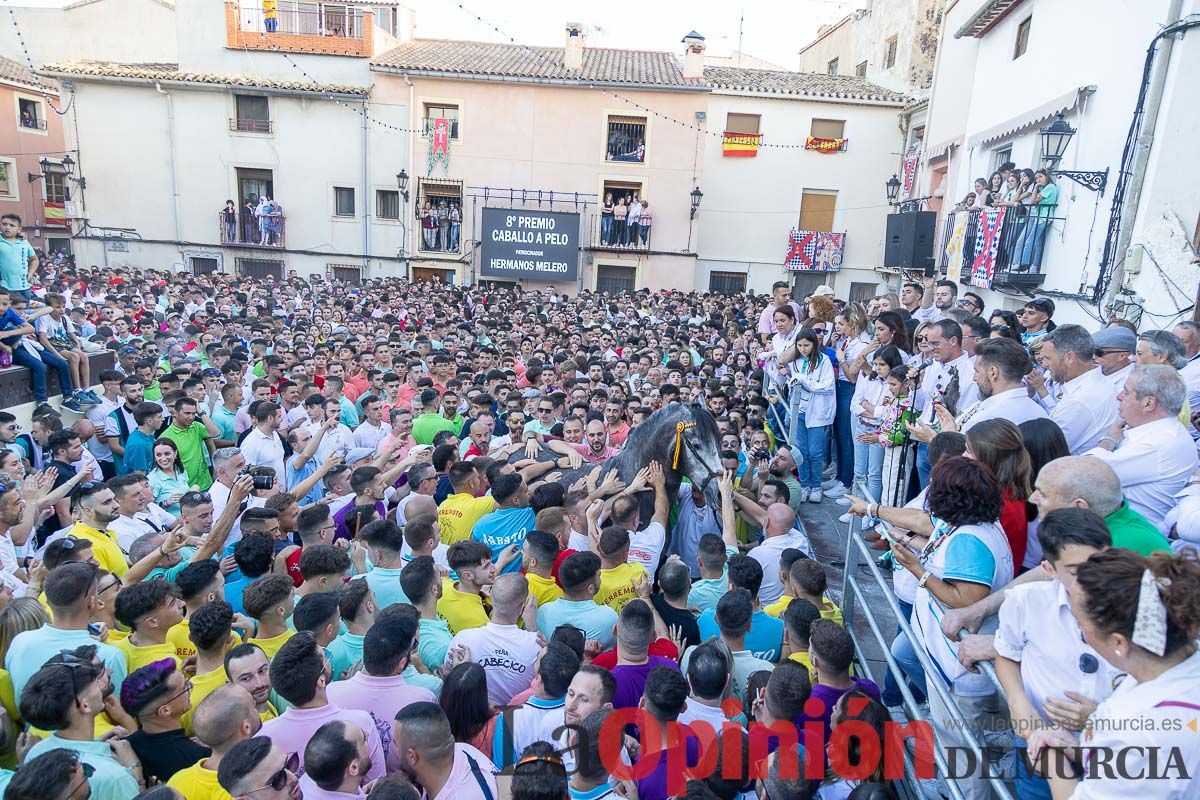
(376, 189, 399, 220)
(810, 119, 846, 140)
(791, 273, 830, 300)
(0, 162, 11, 197)
(235, 257, 283, 279)
(992, 146, 1013, 173)
(725, 113, 761, 135)
(849, 282, 878, 305)
(422, 104, 459, 139)
(334, 187, 355, 217)
(45, 169, 69, 204)
(596, 265, 636, 294)
(329, 264, 362, 284)
(826, 58, 839, 75)
(855, 60, 867, 77)
(416, 178, 463, 253)
(799, 191, 837, 232)
(190, 256, 219, 275)
(1014, 17, 1032, 59)
(234, 94, 271, 133)
(17, 98, 43, 130)
(709, 271, 747, 295)
(884, 35, 898, 69)
(606, 115, 646, 162)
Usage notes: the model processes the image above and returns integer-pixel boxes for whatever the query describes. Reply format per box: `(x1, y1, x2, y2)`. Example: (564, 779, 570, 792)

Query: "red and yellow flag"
(722, 132, 761, 157)
(805, 136, 846, 154)
(43, 201, 67, 227)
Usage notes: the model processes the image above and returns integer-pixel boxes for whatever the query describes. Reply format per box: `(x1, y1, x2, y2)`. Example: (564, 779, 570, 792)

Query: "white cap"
(812, 285, 835, 297)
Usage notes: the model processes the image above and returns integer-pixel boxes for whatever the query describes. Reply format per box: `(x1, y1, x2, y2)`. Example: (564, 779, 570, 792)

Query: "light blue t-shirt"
(472, 506, 536, 574)
(224, 574, 250, 616)
(361, 565, 409, 610)
(328, 631, 364, 681)
(941, 532, 998, 586)
(338, 396, 360, 428)
(0, 237, 35, 292)
(419, 617, 453, 670)
(25, 735, 139, 800)
(685, 546, 738, 613)
(286, 453, 325, 506)
(403, 663, 442, 696)
(5, 625, 129, 701)
(697, 606, 784, 663)
(211, 405, 238, 444)
(538, 598, 618, 649)
(147, 547, 198, 582)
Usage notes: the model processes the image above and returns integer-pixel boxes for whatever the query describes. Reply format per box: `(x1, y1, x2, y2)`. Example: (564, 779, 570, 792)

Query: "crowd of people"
(950, 160, 1059, 270)
(0, 223, 1193, 800)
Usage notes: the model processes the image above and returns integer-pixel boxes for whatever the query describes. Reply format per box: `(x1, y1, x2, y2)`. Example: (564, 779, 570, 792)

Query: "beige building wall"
(372, 74, 707, 292)
(796, 15, 858, 76)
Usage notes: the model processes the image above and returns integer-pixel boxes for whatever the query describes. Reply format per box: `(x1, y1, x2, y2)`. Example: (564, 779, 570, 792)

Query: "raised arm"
(717, 470, 738, 549)
(290, 453, 342, 504)
(191, 475, 254, 562)
(123, 526, 188, 586)
(647, 461, 669, 529)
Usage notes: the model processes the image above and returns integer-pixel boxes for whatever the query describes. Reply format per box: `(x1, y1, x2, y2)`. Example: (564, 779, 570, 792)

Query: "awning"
(924, 135, 963, 161)
(955, 0, 1028, 38)
(967, 86, 1094, 148)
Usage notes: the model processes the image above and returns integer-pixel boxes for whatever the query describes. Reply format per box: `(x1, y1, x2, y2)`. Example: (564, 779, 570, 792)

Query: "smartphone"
(87, 623, 102, 636)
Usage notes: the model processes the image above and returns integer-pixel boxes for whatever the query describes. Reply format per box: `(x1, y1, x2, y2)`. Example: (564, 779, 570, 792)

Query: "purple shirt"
(332, 499, 386, 542)
(611, 656, 679, 709)
(257, 702, 386, 784)
(326, 672, 436, 773)
(801, 678, 881, 764)
(636, 730, 700, 800)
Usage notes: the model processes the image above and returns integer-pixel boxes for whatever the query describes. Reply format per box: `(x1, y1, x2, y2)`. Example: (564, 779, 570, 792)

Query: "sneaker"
(80, 389, 102, 404)
(821, 477, 839, 489)
(823, 482, 847, 498)
(835, 495, 854, 506)
(62, 397, 84, 413)
(74, 391, 98, 406)
(807, 488, 822, 503)
(839, 511, 852, 524)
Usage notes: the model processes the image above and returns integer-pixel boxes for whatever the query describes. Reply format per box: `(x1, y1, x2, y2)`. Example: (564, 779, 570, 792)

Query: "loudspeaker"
(884, 211, 936, 274)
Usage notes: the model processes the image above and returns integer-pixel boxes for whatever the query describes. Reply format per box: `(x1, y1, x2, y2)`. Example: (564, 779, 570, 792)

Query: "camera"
(753, 449, 771, 461)
(239, 467, 276, 491)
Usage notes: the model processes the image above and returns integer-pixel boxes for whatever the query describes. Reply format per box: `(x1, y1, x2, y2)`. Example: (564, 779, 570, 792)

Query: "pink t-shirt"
(326, 672, 436, 773)
(569, 441, 620, 464)
(432, 743, 499, 800)
(257, 702, 386, 784)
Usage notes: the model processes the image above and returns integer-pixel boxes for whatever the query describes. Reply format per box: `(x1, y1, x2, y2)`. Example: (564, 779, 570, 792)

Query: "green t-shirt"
(411, 412, 457, 445)
(1105, 502, 1172, 555)
(160, 422, 212, 490)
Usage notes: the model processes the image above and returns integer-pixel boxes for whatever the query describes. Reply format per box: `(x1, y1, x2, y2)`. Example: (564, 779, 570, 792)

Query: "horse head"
(660, 403, 724, 510)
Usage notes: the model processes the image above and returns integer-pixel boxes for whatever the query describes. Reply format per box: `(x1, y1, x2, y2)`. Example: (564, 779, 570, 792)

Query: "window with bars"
(709, 271, 747, 295)
(376, 189, 399, 220)
(0, 162, 11, 197)
(334, 187, 355, 217)
(416, 178, 463, 253)
(596, 265, 636, 294)
(849, 282, 878, 305)
(234, 95, 271, 133)
(17, 98, 44, 131)
(236, 257, 283, 279)
(190, 256, 219, 275)
(606, 115, 646, 162)
(329, 264, 362, 284)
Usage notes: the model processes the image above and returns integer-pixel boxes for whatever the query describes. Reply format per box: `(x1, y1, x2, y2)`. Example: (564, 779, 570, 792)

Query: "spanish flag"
(805, 136, 847, 154)
(43, 201, 67, 227)
(723, 132, 761, 157)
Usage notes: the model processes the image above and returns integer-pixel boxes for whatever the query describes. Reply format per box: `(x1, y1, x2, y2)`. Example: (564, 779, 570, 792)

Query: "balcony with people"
(225, 0, 374, 57)
(589, 190, 654, 252)
(219, 197, 285, 248)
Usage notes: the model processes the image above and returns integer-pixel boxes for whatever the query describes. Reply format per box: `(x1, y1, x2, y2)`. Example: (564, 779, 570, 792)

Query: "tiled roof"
(0, 55, 55, 92)
(371, 39, 704, 89)
(703, 66, 909, 104)
(39, 61, 369, 96)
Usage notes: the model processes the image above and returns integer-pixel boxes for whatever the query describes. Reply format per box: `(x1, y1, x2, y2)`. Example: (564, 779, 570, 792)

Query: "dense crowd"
(0, 215, 1194, 800)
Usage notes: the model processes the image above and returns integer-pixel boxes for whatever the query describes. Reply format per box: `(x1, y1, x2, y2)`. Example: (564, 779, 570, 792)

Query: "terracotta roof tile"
(371, 39, 704, 89)
(0, 55, 55, 92)
(39, 61, 369, 96)
(703, 65, 909, 104)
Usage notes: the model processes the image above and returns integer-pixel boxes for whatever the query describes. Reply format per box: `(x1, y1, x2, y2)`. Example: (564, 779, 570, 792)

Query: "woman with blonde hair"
(0, 597, 49, 666)
(832, 302, 873, 498)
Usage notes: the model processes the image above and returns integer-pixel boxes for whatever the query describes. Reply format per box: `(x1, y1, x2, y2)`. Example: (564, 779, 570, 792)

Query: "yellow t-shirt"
(248, 630, 294, 660)
(260, 702, 279, 722)
(436, 578, 490, 634)
(261, 0, 278, 20)
(114, 636, 181, 672)
(167, 619, 196, 663)
(437, 493, 496, 545)
(764, 595, 844, 626)
(788, 650, 813, 677)
(594, 563, 646, 613)
(68, 523, 128, 578)
(168, 759, 232, 800)
(180, 666, 228, 736)
(763, 595, 791, 618)
(526, 572, 563, 608)
(105, 627, 131, 645)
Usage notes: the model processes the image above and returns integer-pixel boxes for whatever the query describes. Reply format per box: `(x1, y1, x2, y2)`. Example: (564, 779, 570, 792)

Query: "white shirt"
(1104, 363, 1134, 397)
(1050, 367, 1120, 454)
(241, 427, 286, 486)
(352, 421, 388, 450)
(507, 695, 566, 761)
(749, 528, 815, 604)
(448, 621, 541, 706)
(993, 580, 1119, 722)
(1161, 484, 1200, 553)
(678, 697, 740, 732)
(568, 528, 589, 552)
(918, 352, 979, 425)
(1180, 356, 1200, 410)
(957, 386, 1048, 433)
(1072, 649, 1200, 800)
(626, 521, 666, 578)
(911, 306, 945, 325)
(86, 396, 120, 462)
(312, 421, 353, 463)
(1085, 416, 1198, 529)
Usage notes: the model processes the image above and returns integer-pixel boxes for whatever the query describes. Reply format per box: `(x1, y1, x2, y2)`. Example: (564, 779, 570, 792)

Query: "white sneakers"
(807, 488, 823, 503)
(823, 481, 848, 498)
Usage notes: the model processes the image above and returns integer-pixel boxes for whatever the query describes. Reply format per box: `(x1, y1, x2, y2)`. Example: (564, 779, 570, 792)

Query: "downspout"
(404, 73, 415, 279)
(154, 82, 183, 255)
(1104, 0, 1185, 307)
(362, 97, 370, 278)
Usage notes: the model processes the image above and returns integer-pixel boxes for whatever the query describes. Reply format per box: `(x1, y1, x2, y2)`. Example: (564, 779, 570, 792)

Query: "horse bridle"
(672, 421, 720, 492)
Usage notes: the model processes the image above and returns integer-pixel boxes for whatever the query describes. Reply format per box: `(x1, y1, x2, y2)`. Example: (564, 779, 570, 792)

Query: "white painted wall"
(696, 91, 904, 295)
(0, 0, 177, 66)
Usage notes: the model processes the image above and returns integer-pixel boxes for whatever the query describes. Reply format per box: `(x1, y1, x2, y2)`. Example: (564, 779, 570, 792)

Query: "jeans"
(628, 222, 640, 247)
(1014, 737, 1053, 800)
(1016, 219, 1049, 267)
(640, 224, 650, 247)
(264, 17, 277, 32)
(613, 219, 626, 245)
(882, 599, 927, 706)
(852, 415, 885, 504)
(450, 222, 460, 251)
(225, 221, 237, 242)
(833, 380, 855, 487)
(12, 345, 73, 402)
(793, 414, 829, 490)
(916, 442, 932, 488)
(601, 216, 612, 243)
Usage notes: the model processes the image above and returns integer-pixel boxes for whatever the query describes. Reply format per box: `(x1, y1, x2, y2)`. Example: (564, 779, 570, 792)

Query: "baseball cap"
(119, 345, 139, 355)
(812, 285, 836, 297)
(1092, 327, 1136, 353)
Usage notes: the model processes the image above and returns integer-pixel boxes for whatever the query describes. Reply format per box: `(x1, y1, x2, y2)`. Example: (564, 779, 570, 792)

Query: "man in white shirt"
(395, 464, 437, 527)
(608, 462, 669, 578)
(747, 503, 813, 604)
(1041, 325, 1120, 454)
(447, 573, 540, 706)
(1085, 365, 1198, 529)
(1092, 327, 1136, 396)
(108, 474, 175, 551)
(86, 370, 122, 478)
(756, 281, 805, 345)
(240, 402, 287, 487)
(312, 399, 353, 464)
(911, 276, 956, 325)
(950, 338, 1047, 433)
(352, 396, 388, 450)
(912, 319, 979, 485)
(1174, 321, 1200, 413)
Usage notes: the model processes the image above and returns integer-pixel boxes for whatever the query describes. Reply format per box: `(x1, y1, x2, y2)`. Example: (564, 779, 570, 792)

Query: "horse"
(503, 403, 725, 516)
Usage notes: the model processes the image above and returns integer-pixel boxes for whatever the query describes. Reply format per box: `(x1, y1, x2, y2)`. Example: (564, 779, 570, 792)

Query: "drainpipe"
(404, 72, 415, 279)
(1104, 0, 1185, 308)
(362, 97, 370, 279)
(154, 82, 183, 257)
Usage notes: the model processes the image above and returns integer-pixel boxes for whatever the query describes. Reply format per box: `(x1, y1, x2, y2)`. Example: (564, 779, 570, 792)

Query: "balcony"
(586, 211, 653, 252)
(229, 117, 273, 133)
(936, 205, 1062, 289)
(225, 1, 373, 57)
(18, 117, 47, 131)
(220, 211, 286, 249)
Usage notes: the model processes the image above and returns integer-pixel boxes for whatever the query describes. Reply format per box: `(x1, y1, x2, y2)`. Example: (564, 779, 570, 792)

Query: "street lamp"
(885, 174, 901, 204)
(1038, 113, 1108, 195)
(28, 157, 50, 184)
(886, 173, 928, 213)
(396, 169, 410, 202)
(690, 185, 703, 220)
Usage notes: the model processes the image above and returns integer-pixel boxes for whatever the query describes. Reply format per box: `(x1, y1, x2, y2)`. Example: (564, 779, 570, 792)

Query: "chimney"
(681, 31, 706, 79)
(565, 23, 585, 72)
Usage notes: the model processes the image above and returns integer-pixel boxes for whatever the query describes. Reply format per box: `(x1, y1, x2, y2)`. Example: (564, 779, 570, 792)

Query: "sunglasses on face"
(250, 752, 300, 794)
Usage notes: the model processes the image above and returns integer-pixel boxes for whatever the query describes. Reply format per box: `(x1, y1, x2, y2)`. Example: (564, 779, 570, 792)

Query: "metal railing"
(219, 211, 285, 248)
(230, 117, 273, 133)
(18, 117, 47, 131)
(587, 211, 653, 251)
(841, 480, 1016, 800)
(606, 121, 646, 162)
(936, 205, 1062, 286)
(238, 3, 364, 38)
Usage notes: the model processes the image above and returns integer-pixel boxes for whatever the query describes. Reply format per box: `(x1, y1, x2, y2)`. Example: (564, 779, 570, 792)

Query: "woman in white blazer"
(780, 325, 836, 502)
